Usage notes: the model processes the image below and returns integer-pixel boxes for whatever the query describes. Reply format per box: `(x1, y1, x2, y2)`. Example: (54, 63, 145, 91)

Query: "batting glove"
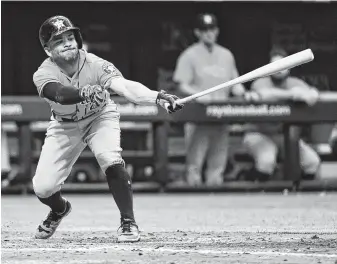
(156, 90, 184, 114)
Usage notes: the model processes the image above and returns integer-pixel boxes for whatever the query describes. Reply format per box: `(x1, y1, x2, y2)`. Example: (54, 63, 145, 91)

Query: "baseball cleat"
(35, 199, 72, 239)
(117, 218, 140, 243)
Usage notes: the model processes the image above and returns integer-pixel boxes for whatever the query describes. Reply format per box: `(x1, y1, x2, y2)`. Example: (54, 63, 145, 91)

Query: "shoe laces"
(119, 218, 137, 233)
(43, 211, 61, 227)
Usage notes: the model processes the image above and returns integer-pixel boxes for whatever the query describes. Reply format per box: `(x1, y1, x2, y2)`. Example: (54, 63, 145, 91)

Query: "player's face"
(271, 55, 290, 79)
(47, 31, 79, 62)
(196, 27, 219, 45)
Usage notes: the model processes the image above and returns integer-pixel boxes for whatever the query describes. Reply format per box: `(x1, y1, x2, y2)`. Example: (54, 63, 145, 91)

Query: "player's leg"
(204, 125, 229, 186)
(33, 121, 86, 239)
(184, 122, 195, 150)
(329, 123, 337, 156)
(85, 108, 139, 242)
(1, 128, 11, 181)
(299, 139, 321, 180)
(243, 132, 278, 181)
(185, 124, 210, 186)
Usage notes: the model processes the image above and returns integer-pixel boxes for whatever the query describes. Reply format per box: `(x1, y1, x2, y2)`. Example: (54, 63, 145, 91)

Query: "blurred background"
(1, 1, 337, 192)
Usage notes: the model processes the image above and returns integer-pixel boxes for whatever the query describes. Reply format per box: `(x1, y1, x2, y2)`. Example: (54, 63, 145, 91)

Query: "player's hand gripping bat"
(156, 90, 184, 114)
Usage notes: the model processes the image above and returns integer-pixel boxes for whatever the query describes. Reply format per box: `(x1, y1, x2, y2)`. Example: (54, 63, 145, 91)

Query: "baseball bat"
(174, 49, 314, 105)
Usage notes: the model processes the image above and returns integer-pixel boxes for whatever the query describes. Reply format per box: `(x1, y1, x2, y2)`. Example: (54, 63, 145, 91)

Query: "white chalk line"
(0, 260, 106, 264)
(59, 228, 337, 234)
(4, 227, 337, 234)
(2, 245, 337, 258)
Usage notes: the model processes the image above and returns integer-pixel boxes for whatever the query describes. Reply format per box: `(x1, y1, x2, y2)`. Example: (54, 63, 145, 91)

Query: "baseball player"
(243, 46, 321, 181)
(32, 15, 183, 242)
(173, 13, 245, 186)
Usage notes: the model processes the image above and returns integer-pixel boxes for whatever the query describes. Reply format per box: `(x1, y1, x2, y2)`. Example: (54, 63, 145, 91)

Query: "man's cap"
(195, 13, 218, 30)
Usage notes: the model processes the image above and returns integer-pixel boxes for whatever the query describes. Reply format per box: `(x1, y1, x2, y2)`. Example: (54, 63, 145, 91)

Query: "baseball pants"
(1, 128, 11, 173)
(33, 104, 123, 198)
(243, 132, 321, 175)
(185, 123, 229, 185)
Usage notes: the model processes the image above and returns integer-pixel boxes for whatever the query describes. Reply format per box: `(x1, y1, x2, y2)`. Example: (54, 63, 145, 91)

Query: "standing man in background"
(173, 13, 245, 186)
(243, 47, 321, 182)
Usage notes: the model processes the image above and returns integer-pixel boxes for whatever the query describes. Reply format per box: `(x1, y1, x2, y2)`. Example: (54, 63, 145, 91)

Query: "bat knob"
(164, 102, 172, 112)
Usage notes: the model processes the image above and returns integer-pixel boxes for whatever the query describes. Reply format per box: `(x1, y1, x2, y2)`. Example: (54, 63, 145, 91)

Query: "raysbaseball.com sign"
(206, 104, 291, 118)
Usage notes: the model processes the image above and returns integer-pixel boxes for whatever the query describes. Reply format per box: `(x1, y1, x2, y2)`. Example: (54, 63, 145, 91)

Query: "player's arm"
(244, 79, 295, 102)
(256, 87, 294, 101)
(105, 78, 158, 104)
(105, 78, 183, 113)
(230, 68, 246, 97)
(249, 80, 295, 101)
(33, 69, 81, 104)
(230, 55, 246, 97)
(43, 83, 83, 104)
(33, 68, 103, 105)
(98, 60, 183, 113)
(288, 80, 319, 106)
(42, 83, 105, 105)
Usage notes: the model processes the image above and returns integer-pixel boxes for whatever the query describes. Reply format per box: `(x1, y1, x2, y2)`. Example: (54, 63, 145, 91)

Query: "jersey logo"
(102, 62, 122, 78)
(53, 19, 66, 31)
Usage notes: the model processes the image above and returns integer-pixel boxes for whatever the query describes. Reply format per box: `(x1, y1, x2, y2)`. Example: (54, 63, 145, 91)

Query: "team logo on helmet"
(53, 19, 67, 31)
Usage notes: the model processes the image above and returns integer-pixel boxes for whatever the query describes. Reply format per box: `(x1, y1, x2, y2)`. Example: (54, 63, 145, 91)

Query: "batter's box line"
(2, 246, 337, 259)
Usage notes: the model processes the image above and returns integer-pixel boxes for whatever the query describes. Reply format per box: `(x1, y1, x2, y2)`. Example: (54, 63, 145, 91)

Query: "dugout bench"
(2, 93, 337, 193)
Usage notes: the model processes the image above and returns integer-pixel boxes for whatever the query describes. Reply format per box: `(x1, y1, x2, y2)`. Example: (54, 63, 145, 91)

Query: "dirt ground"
(1, 192, 337, 264)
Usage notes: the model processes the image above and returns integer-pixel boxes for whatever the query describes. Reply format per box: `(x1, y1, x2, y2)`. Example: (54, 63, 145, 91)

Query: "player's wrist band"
(155, 91, 164, 104)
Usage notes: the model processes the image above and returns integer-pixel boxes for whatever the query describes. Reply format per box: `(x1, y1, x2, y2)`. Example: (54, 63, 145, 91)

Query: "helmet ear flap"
(73, 30, 83, 49)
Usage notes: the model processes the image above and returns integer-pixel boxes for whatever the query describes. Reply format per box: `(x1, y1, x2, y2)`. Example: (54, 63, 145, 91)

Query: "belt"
(59, 117, 75, 122)
(52, 112, 76, 122)
(52, 111, 97, 122)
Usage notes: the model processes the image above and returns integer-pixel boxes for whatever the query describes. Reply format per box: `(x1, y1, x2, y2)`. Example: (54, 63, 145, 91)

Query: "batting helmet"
(39, 15, 83, 49)
(195, 13, 218, 30)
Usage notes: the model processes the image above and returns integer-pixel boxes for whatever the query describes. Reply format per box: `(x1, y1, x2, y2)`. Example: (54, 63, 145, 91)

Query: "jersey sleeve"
(33, 67, 61, 97)
(94, 59, 124, 87)
(173, 52, 194, 84)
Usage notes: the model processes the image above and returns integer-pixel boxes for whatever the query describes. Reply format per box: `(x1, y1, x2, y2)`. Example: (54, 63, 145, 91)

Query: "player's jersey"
(33, 49, 123, 121)
(250, 76, 311, 134)
(173, 42, 238, 103)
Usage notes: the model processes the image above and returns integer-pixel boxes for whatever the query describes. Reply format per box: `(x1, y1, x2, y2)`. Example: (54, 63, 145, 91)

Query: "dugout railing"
(1, 93, 337, 193)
